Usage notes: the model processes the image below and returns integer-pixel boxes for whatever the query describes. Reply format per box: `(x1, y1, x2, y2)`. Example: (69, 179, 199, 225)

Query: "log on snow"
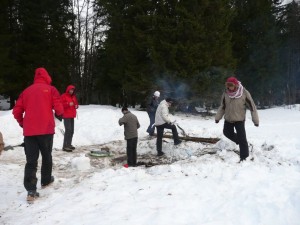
(154, 134, 220, 144)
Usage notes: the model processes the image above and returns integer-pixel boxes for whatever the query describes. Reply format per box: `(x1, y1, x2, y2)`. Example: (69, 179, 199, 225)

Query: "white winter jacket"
(154, 100, 173, 126)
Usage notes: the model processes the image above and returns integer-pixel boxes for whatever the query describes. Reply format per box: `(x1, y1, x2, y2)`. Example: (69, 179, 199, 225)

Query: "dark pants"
(146, 112, 156, 135)
(223, 121, 249, 160)
(156, 123, 180, 153)
(63, 118, 74, 148)
(127, 137, 138, 166)
(24, 134, 54, 191)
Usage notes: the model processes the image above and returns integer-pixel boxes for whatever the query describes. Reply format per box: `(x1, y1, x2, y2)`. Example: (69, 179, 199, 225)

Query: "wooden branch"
(154, 134, 220, 144)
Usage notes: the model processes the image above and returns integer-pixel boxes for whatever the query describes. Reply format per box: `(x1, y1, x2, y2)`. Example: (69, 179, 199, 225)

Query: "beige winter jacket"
(119, 111, 140, 140)
(215, 88, 259, 125)
(154, 100, 173, 126)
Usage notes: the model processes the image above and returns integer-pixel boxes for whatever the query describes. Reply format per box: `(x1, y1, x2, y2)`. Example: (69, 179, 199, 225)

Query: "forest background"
(0, 0, 299, 110)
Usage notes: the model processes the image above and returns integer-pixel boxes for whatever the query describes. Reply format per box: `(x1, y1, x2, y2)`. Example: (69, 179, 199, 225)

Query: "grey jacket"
(215, 88, 259, 125)
(119, 111, 140, 140)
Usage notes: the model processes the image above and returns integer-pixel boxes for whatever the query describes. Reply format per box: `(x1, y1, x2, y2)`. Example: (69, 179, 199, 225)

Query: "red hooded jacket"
(61, 85, 79, 118)
(13, 68, 64, 136)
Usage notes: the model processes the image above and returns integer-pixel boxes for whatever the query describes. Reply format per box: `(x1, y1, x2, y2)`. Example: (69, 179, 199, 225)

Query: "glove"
(215, 120, 219, 123)
(55, 114, 63, 121)
(254, 124, 259, 127)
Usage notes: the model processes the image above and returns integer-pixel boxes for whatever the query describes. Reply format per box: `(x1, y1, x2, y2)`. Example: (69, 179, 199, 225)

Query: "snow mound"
(71, 155, 91, 170)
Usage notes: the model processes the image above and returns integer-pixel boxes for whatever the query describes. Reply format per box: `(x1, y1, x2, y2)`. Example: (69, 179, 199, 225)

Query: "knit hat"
(226, 77, 238, 85)
(165, 98, 174, 103)
(121, 107, 128, 112)
(154, 91, 160, 97)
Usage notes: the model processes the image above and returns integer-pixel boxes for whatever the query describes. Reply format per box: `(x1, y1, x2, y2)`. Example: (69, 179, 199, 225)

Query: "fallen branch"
(4, 143, 24, 151)
(154, 134, 220, 144)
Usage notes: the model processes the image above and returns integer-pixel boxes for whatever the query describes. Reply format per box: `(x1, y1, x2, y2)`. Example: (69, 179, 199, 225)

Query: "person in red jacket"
(61, 85, 79, 152)
(12, 67, 63, 202)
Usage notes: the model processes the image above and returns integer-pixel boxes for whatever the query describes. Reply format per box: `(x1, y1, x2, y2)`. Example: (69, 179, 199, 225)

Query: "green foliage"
(0, 0, 74, 105)
(1, 0, 297, 107)
(279, 1, 300, 104)
(230, 0, 283, 105)
(95, 0, 236, 105)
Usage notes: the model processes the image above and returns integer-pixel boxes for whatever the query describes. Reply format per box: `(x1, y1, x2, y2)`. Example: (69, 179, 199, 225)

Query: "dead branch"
(154, 134, 220, 144)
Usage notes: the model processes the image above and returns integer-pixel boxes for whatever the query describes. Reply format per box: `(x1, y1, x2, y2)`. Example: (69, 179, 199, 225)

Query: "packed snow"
(0, 105, 300, 225)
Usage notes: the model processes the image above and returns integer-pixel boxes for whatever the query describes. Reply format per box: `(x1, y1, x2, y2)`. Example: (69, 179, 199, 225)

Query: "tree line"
(0, 0, 299, 110)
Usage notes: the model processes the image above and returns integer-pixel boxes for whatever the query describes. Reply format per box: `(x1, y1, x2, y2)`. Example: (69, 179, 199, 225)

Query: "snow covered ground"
(0, 105, 300, 225)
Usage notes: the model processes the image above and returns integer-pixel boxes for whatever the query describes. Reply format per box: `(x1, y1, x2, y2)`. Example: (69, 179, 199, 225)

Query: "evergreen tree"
(280, 1, 300, 104)
(0, 0, 74, 107)
(230, 0, 282, 106)
(0, 0, 21, 107)
(95, 0, 235, 106)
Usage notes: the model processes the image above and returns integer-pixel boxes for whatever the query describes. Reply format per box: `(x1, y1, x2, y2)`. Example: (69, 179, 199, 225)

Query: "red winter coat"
(61, 85, 79, 118)
(12, 68, 64, 136)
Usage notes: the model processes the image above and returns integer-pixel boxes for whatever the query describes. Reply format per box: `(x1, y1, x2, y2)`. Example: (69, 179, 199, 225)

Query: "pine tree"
(280, 1, 300, 104)
(0, 0, 74, 107)
(230, 0, 282, 106)
(95, 0, 235, 105)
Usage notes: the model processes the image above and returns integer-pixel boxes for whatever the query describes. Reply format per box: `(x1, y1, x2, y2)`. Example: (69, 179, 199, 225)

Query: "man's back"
(119, 111, 140, 139)
(13, 68, 63, 136)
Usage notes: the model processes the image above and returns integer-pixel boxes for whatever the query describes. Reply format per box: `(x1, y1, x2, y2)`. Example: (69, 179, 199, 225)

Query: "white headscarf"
(226, 81, 244, 98)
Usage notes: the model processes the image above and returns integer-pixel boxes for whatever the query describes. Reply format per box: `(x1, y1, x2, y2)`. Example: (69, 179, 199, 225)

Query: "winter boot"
(63, 147, 73, 152)
(41, 176, 54, 188)
(157, 151, 165, 157)
(174, 140, 182, 145)
(27, 191, 40, 203)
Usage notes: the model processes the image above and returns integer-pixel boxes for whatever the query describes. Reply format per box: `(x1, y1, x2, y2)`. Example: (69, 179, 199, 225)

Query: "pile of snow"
(71, 155, 91, 170)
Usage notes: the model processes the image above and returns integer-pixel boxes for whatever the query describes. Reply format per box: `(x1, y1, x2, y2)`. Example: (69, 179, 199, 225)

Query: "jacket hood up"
(65, 85, 75, 94)
(34, 67, 52, 85)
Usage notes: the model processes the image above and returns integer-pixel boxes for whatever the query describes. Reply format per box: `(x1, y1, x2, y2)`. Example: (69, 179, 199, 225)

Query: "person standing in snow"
(12, 67, 64, 202)
(118, 107, 140, 167)
(215, 76, 259, 162)
(154, 98, 182, 156)
(61, 85, 79, 152)
(0, 132, 4, 155)
(146, 91, 160, 136)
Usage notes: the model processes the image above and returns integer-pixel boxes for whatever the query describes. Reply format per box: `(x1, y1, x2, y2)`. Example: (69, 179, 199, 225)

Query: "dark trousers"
(127, 137, 138, 166)
(63, 118, 74, 148)
(156, 123, 180, 153)
(223, 121, 249, 160)
(146, 112, 156, 135)
(24, 134, 54, 191)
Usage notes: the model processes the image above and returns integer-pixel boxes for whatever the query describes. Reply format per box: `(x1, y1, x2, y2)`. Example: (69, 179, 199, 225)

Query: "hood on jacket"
(65, 85, 75, 94)
(34, 68, 52, 85)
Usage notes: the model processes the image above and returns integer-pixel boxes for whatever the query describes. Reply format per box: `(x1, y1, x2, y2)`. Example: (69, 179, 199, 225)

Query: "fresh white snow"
(0, 105, 300, 225)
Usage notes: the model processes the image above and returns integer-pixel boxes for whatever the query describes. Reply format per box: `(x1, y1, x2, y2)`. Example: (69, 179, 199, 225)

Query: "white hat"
(154, 91, 160, 97)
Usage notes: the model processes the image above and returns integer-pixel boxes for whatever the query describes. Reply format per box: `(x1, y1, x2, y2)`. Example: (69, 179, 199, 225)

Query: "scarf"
(226, 81, 244, 98)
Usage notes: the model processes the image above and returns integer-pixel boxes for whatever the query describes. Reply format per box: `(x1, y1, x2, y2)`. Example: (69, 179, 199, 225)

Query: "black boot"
(27, 190, 40, 202)
(157, 151, 165, 157)
(41, 176, 54, 188)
